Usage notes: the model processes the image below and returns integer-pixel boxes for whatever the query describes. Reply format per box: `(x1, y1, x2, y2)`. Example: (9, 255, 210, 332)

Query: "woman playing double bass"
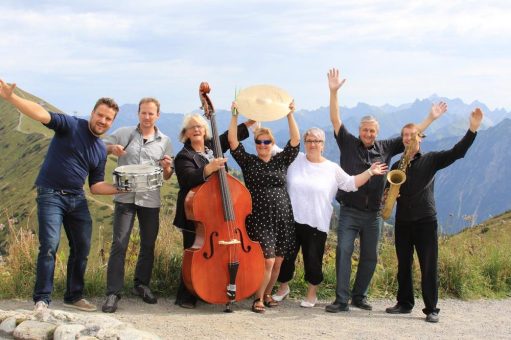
(228, 101, 300, 313)
(173, 113, 255, 309)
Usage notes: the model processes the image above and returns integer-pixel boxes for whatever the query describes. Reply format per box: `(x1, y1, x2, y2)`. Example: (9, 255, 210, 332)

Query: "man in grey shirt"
(102, 97, 173, 313)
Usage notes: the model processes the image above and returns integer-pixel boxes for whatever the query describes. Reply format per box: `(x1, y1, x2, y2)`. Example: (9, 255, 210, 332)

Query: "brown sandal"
(263, 294, 279, 308)
(252, 298, 265, 314)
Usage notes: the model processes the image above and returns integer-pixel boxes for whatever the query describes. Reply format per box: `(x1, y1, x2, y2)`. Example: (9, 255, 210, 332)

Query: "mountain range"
(109, 95, 511, 234)
(1, 90, 510, 237)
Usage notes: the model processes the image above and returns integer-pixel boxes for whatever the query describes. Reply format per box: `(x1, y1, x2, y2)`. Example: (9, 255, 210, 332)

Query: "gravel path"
(2, 298, 510, 339)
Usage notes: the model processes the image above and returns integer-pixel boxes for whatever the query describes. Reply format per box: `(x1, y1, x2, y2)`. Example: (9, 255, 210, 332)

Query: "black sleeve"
(432, 130, 477, 171)
(174, 152, 207, 191)
(273, 140, 300, 167)
(219, 123, 249, 153)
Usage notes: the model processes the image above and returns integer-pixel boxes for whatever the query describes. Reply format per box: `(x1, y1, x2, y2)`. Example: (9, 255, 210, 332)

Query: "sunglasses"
(255, 139, 272, 145)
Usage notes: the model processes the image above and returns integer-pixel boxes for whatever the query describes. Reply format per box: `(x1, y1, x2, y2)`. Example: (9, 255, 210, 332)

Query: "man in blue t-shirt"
(0, 79, 120, 313)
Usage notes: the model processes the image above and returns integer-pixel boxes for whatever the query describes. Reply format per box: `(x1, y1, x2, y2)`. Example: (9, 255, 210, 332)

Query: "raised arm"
(0, 80, 51, 124)
(288, 101, 300, 147)
(228, 101, 240, 150)
(327, 68, 346, 135)
(415, 101, 447, 133)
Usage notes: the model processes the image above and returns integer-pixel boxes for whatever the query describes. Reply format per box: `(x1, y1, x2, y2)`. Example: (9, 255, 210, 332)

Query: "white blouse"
(287, 152, 357, 233)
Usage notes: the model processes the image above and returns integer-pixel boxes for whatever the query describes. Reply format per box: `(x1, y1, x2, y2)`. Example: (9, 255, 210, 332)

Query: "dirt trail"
(2, 297, 510, 339)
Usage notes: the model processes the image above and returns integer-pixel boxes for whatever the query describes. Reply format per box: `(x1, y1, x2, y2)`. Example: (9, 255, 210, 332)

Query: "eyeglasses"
(186, 125, 204, 130)
(255, 139, 272, 145)
(305, 140, 324, 144)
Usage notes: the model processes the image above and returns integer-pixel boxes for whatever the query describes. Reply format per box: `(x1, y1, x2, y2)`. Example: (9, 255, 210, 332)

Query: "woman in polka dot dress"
(228, 101, 300, 313)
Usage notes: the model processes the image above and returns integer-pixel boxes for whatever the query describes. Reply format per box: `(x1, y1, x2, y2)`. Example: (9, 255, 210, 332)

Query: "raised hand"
(370, 161, 388, 176)
(0, 80, 16, 100)
(231, 101, 238, 116)
(327, 68, 346, 92)
(429, 101, 448, 120)
(469, 107, 483, 132)
(288, 100, 295, 115)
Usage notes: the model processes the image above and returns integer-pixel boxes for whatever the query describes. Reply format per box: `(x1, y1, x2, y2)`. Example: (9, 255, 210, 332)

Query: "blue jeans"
(335, 206, 381, 304)
(33, 187, 92, 305)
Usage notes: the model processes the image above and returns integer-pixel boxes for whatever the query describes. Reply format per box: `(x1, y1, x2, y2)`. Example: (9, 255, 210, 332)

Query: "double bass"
(182, 82, 265, 311)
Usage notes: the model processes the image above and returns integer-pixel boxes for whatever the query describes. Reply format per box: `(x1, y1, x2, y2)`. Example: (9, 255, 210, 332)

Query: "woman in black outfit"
(173, 113, 253, 308)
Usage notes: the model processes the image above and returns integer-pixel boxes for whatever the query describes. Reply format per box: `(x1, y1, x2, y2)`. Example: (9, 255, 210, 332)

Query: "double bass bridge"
(218, 239, 241, 245)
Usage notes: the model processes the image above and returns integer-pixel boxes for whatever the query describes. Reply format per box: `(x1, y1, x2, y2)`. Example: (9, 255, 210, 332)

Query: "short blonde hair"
(179, 114, 211, 143)
(254, 127, 275, 144)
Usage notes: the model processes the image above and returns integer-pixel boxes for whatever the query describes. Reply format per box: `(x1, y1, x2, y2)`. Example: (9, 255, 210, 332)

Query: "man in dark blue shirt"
(385, 108, 483, 323)
(324, 68, 447, 313)
(0, 79, 120, 313)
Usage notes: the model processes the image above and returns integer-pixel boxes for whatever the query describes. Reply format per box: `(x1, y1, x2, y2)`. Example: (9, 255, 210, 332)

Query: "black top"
(393, 129, 477, 222)
(335, 124, 404, 211)
(231, 141, 299, 258)
(173, 123, 250, 231)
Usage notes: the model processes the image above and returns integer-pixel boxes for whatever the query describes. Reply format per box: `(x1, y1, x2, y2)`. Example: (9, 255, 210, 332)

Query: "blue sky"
(1, 0, 510, 115)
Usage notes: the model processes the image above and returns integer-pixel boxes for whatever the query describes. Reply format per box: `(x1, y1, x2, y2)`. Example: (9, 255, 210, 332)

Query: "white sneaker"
(34, 301, 48, 313)
(300, 298, 317, 308)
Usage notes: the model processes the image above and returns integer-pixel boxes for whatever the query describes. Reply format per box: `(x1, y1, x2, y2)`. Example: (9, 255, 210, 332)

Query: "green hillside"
(0, 87, 179, 258)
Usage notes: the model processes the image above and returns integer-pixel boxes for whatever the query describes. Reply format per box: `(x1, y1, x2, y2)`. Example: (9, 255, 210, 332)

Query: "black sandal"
(252, 298, 265, 314)
(263, 294, 279, 308)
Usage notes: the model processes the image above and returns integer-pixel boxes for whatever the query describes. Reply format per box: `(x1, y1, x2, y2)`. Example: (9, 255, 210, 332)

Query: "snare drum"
(113, 164, 163, 192)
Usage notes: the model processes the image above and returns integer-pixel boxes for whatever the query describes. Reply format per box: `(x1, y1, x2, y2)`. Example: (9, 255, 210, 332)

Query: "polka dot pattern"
(231, 141, 299, 259)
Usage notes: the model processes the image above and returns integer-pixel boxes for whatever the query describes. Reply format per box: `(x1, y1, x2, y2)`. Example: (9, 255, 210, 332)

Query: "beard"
(89, 121, 107, 136)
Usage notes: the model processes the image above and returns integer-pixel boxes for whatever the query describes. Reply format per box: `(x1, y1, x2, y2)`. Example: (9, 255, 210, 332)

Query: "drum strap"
(123, 128, 139, 150)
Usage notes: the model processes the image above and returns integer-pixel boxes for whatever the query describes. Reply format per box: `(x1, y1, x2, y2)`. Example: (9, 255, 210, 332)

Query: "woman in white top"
(272, 127, 387, 307)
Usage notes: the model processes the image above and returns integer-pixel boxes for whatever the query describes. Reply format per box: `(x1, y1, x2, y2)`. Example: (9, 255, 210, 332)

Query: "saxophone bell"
(381, 170, 406, 220)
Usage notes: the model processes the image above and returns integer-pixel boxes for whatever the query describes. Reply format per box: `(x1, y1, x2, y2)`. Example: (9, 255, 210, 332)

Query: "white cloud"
(0, 1, 510, 114)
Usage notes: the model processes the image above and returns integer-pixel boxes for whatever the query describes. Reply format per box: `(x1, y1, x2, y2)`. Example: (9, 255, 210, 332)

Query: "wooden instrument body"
(182, 82, 264, 305)
(183, 174, 264, 304)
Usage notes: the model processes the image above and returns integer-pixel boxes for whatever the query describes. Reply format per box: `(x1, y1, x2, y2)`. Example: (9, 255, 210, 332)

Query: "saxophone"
(381, 132, 418, 220)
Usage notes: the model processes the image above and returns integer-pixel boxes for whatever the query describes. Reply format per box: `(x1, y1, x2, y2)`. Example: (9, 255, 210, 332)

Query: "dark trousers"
(278, 222, 328, 285)
(175, 229, 198, 305)
(106, 203, 160, 296)
(395, 218, 440, 315)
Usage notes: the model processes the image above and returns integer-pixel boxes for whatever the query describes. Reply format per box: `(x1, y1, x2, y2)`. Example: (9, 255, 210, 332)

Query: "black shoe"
(426, 312, 439, 323)
(133, 284, 157, 304)
(102, 294, 120, 313)
(175, 297, 197, 309)
(351, 298, 373, 311)
(385, 304, 412, 314)
(325, 301, 349, 313)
